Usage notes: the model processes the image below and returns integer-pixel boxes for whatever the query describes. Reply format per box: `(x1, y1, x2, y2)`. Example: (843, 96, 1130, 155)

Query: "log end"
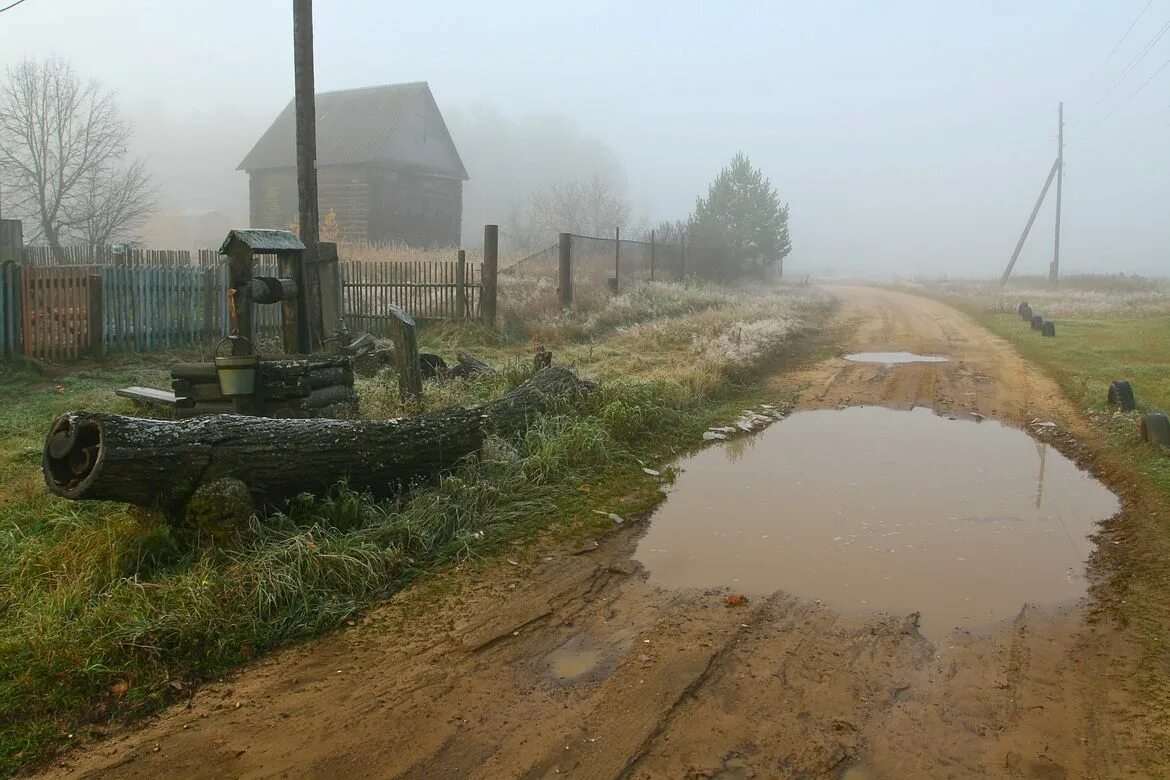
(43, 412, 105, 499)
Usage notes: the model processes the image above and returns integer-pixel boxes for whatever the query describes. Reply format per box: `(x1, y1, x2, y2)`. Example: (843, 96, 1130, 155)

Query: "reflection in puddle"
(844, 351, 948, 364)
(635, 407, 1119, 637)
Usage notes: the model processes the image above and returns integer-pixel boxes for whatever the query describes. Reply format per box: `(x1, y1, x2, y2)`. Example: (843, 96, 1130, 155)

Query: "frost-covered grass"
(0, 279, 830, 774)
(902, 275, 1170, 319)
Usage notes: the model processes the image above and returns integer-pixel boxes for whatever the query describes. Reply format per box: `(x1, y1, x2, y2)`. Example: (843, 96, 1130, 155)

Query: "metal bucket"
(214, 354, 258, 397)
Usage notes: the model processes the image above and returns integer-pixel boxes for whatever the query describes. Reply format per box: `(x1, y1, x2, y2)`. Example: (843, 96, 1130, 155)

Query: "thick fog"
(1, 0, 1166, 277)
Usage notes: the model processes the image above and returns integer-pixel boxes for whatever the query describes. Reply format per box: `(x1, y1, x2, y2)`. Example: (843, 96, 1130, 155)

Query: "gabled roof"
(220, 229, 305, 254)
(238, 82, 468, 180)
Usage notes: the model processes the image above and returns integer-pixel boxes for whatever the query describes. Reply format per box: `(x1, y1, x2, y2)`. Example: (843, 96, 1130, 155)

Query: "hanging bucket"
(214, 336, 259, 398)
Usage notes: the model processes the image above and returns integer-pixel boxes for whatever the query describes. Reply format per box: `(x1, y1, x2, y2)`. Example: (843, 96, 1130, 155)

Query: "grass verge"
(0, 281, 831, 776)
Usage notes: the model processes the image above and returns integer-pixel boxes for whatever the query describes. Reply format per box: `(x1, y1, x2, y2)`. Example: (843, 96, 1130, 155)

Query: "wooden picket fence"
(341, 259, 482, 336)
(16, 266, 100, 362)
(2, 257, 486, 362)
(21, 245, 193, 267)
(99, 263, 283, 353)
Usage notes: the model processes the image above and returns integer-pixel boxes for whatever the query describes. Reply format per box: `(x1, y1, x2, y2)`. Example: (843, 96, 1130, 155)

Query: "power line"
(1110, 18, 1170, 91)
(0, 0, 30, 13)
(1087, 0, 1156, 82)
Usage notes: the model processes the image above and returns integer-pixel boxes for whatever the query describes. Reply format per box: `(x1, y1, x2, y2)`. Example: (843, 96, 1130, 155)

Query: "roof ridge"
(318, 81, 429, 97)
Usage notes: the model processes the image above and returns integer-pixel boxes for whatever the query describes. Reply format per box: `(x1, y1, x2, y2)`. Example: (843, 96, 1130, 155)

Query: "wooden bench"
(115, 386, 178, 408)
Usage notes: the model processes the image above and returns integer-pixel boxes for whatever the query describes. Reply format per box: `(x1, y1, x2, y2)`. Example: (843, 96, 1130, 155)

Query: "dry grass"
(902, 275, 1170, 319)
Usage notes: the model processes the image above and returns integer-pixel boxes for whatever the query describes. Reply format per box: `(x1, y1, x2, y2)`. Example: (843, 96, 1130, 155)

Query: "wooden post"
(386, 304, 422, 400)
(455, 249, 467, 319)
(87, 274, 103, 360)
(558, 232, 572, 309)
(614, 226, 620, 293)
(482, 224, 498, 327)
(277, 253, 302, 355)
(293, 0, 319, 250)
(227, 246, 253, 355)
(650, 228, 656, 282)
(316, 241, 341, 339)
(681, 236, 687, 279)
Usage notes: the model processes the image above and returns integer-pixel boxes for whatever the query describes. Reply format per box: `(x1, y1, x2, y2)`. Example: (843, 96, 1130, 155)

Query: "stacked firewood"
(170, 356, 357, 419)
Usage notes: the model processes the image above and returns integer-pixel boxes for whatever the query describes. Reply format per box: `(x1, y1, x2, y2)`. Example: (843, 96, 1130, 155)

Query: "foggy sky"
(2, 0, 1167, 277)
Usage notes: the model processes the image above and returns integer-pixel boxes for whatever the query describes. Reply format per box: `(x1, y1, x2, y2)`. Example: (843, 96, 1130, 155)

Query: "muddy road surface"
(47, 287, 1149, 779)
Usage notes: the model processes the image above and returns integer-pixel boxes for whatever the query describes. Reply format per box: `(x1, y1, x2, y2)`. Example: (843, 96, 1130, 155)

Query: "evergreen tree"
(689, 152, 790, 277)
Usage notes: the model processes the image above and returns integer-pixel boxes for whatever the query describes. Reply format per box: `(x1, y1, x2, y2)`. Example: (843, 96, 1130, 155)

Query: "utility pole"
(293, 0, 319, 249)
(1050, 102, 1063, 285)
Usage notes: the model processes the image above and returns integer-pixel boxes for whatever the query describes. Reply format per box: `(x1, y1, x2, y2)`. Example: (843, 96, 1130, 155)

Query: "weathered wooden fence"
(2, 257, 485, 362)
(341, 259, 482, 336)
(21, 246, 193, 267)
(17, 266, 100, 362)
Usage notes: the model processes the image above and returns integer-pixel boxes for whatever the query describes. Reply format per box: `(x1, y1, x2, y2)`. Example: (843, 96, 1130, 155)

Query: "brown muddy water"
(844, 351, 949, 364)
(634, 407, 1119, 638)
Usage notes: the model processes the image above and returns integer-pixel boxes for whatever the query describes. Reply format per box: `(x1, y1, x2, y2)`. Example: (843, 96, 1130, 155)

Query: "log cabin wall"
(249, 164, 459, 247)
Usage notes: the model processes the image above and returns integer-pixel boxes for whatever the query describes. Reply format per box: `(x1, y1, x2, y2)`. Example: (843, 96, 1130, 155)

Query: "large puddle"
(635, 407, 1119, 637)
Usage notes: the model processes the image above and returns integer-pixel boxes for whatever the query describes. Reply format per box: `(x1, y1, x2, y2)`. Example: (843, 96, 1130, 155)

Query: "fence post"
(650, 229, 656, 282)
(455, 249, 467, 319)
(87, 274, 103, 360)
(482, 224, 498, 327)
(558, 232, 572, 309)
(681, 237, 687, 279)
(387, 304, 422, 400)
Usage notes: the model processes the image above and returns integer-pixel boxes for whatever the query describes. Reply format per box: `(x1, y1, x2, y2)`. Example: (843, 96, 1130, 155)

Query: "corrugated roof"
(220, 229, 306, 253)
(237, 82, 467, 179)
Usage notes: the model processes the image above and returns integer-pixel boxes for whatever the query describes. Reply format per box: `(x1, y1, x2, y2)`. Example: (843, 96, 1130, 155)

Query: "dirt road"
(47, 287, 1149, 779)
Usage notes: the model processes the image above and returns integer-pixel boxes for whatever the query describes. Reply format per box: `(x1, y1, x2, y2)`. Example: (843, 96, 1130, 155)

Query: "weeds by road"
(0, 281, 831, 776)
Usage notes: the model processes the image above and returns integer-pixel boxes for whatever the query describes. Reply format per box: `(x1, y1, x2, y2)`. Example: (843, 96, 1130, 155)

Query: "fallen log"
(44, 366, 594, 518)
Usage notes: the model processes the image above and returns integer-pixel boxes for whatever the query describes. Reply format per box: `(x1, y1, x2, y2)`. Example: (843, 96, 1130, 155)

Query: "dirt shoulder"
(43, 286, 1160, 779)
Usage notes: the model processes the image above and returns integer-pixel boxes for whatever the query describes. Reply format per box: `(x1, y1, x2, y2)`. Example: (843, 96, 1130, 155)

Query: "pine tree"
(689, 152, 790, 277)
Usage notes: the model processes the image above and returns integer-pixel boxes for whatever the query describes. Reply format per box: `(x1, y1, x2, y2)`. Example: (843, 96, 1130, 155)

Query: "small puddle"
(545, 635, 605, 682)
(844, 351, 948, 364)
(635, 407, 1119, 638)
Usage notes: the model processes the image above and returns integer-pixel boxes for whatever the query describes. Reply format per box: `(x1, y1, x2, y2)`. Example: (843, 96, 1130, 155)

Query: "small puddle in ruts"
(844, 351, 948, 364)
(635, 407, 1119, 638)
(545, 635, 605, 681)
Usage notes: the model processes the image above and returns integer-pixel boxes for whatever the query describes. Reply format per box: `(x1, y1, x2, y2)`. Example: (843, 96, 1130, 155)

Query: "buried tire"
(1041, 321, 1056, 337)
(1031, 315, 1044, 331)
(1108, 380, 1136, 411)
(1141, 413, 1170, 446)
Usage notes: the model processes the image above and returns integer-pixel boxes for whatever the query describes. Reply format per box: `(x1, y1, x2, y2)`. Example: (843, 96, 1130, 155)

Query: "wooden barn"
(239, 82, 468, 247)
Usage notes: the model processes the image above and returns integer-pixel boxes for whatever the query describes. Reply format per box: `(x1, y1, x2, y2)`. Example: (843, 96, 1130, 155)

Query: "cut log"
(44, 366, 595, 517)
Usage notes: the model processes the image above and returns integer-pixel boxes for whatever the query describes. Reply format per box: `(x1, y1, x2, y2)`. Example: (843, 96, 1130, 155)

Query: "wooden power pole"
(293, 0, 319, 249)
(1050, 102, 1063, 285)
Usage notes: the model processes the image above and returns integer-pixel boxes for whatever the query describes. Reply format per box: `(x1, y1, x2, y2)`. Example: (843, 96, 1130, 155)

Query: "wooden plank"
(115, 385, 178, 407)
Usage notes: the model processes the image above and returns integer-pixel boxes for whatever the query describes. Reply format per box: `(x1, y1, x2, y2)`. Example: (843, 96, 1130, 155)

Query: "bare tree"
(529, 175, 630, 238)
(0, 58, 156, 260)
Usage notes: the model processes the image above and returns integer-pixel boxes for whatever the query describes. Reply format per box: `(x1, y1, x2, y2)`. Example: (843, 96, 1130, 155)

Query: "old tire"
(1031, 315, 1044, 331)
(1140, 413, 1170, 446)
(1041, 321, 1056, 337)
(1108, 380, 1136, 411)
